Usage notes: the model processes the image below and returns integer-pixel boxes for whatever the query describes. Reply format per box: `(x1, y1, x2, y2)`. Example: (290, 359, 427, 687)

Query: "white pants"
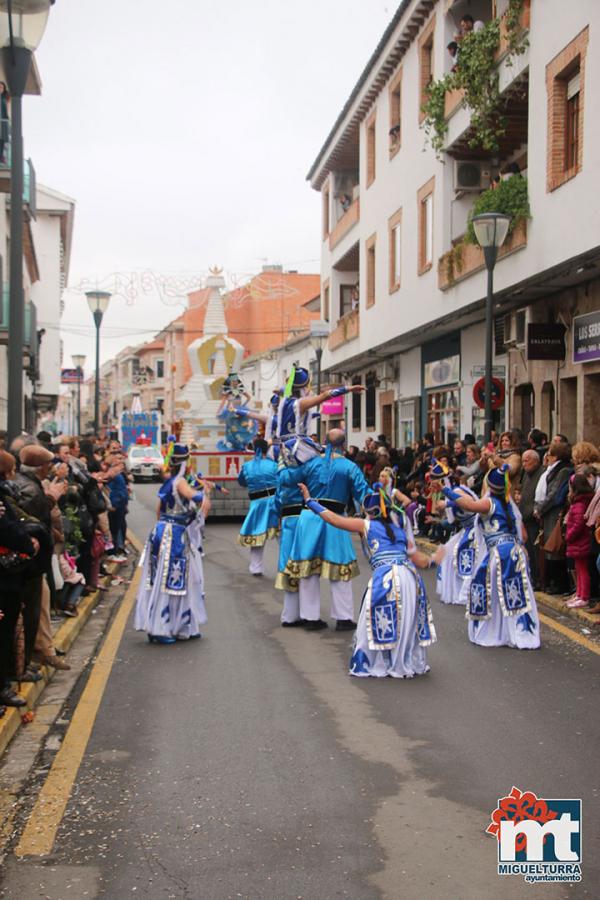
(281, 591, 300, 623)
(299, 575, 355, 622)
(249, 546, 264, 575)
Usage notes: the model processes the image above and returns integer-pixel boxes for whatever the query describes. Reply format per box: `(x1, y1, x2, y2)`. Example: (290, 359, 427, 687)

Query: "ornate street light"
(72, 353, 86, 436)
(471, 212, 511, 444)
(1, 0, 54, 440)
(85, 290, 111, 436)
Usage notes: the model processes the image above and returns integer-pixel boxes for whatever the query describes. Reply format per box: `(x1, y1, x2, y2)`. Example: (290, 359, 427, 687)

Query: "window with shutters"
(494, 314, 506, 356)
(546, 28, 588, 192)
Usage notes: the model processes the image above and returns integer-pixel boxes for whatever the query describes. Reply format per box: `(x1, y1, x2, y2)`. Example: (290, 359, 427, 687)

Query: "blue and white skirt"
(134, 518, 207, 640)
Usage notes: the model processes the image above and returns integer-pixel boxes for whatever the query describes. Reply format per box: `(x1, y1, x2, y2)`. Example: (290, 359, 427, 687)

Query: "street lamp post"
(471, 212, 511, 444)
(309, 320, 329, 442)
(85, 290, 111, 436)
(72, 353, 86, 435)
(1, 0, 53, 441)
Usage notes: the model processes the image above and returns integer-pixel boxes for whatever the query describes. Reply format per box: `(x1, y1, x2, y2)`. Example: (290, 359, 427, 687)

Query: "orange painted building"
(182, 267, 320, 382)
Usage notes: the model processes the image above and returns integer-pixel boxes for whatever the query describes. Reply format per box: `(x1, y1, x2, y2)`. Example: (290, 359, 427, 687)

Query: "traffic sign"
(473, 376, 505, 410)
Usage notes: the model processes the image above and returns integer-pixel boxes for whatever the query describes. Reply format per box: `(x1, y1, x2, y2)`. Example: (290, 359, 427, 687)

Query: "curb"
(0, 532, 139, 759)
(416, 537, 600, 631)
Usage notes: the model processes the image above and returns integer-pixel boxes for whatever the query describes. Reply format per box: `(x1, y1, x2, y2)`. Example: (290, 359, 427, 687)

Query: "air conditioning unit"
(504, 309, 528, 348)
(453, 160, 490, 192)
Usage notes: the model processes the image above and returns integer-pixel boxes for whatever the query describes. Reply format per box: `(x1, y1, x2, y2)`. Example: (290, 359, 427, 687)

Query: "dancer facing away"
(135, 443, 211, 645)
(435, 482, 482, 605)
(279, 430, 369, 631)
(298, 482, 437, 677)
(238, 438, 279, 575)
(444, 464, 541, 650)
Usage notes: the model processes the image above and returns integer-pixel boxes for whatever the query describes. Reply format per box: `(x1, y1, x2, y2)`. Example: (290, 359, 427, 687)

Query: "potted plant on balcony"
(465, 174, 530, 245)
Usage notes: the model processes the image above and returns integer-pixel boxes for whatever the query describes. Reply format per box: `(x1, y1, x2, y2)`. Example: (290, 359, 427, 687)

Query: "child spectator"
(564, 474, 594, 609)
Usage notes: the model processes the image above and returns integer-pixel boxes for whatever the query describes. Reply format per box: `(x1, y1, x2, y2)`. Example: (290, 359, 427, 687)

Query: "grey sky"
(26, 0, 394, 372)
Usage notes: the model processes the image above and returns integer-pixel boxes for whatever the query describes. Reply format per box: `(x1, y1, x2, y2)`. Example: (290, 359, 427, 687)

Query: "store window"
(398, 399, 417, 448)
(427, 388, 460, 445)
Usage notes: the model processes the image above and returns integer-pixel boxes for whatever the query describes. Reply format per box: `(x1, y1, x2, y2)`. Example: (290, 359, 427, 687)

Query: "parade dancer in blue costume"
(134, 444, 211, 644)
(435, 483, 482, 605)
(443, 464, 541, 649)
(238, 438, 279, 575)
(279, 429, 369, 631)
(236, 369, 365, 444)
(298, 482, 437, 677)
(216, 373, 257, 452)
(273, 469, 305, 626)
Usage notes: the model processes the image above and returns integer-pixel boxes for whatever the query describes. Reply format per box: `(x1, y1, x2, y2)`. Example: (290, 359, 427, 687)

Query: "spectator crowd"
(346, 427, 600, 614)
(0, 431, 133, 718)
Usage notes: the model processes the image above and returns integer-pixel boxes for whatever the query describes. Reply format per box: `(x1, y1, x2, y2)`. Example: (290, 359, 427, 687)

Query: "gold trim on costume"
(283, 558, 359, 582)
(238, 527, 280, 548)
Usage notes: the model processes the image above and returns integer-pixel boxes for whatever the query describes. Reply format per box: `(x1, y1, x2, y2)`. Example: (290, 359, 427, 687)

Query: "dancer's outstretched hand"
(298, 483, 310, 502)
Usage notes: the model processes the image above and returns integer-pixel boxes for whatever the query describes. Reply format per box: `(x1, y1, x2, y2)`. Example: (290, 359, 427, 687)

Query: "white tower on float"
(176, 268, 245, 449)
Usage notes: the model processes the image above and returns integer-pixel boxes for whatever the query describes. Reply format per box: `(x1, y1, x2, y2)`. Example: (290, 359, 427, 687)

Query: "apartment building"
(308, 0, 600, 446)
(0, 54, 75, 434)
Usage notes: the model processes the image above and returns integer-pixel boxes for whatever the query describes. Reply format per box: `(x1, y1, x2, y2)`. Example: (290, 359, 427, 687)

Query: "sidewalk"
(416, 537, 600, 631)
(0, 534, 141, 759)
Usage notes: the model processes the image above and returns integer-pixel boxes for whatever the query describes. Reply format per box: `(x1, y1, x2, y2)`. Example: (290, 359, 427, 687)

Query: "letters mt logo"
(487, 787, 582, 884)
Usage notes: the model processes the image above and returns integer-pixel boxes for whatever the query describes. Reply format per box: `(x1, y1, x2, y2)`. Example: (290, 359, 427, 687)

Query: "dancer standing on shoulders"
(444, 464, 541, 649)
(134, 444, 210, 645)
(238, 438, 279, 575)
(298, 482, 437, 678)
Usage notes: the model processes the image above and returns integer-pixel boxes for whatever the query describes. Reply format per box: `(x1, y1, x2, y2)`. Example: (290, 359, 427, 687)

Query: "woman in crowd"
(564, 474, 594, 609)
(444, 464, 540, 650)
(134, 444, 211, 644)
(298, 481, 437, 678)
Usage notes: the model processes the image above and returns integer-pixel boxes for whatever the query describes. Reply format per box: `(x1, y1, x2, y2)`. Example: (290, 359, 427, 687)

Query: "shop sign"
(321, 396, 345, 416)
(573, 311, 600, 363)
(424, 354, 460, 389)
(61, 368, 82, 384)
(527, 323, 566, 361)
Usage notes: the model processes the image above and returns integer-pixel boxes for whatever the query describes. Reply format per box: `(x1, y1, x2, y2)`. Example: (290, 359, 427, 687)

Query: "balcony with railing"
(329, 194, 360, 251)
(0, 282, 39, 375)
(0, 119, 37, 218)
(329, 308, 360, 351)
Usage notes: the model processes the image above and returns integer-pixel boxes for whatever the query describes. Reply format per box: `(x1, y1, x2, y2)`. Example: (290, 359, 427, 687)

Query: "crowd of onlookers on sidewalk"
(0, 431, 133, 718)
(346, 427, 600, 615)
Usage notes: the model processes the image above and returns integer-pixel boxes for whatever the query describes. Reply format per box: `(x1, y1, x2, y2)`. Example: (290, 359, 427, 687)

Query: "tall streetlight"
(85, 290, 111, 435)
(471, 212, 511, 444)
(1, 0, 54, 441)
(72, 353, 85, 435)
(309, 319, 329, 441)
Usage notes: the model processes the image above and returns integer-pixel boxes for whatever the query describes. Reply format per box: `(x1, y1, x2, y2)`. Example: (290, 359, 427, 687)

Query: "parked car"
(126, 444, 164, 482)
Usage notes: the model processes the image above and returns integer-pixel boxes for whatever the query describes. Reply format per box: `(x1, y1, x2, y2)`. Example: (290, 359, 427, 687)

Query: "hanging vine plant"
(421, 0, 528, 156)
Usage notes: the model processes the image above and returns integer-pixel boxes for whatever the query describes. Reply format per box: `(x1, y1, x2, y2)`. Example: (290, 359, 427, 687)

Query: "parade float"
(175, 269, 254, 515)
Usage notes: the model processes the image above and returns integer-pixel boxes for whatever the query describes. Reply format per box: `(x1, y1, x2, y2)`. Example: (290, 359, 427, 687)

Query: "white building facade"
(309, 0, 600, 447)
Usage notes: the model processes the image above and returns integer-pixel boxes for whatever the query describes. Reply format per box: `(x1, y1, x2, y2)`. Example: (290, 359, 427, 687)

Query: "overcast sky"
(25, 0, 395, 373)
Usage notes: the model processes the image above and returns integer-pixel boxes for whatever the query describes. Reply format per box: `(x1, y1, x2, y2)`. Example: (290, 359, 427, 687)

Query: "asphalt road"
(2, 482, 599, 899)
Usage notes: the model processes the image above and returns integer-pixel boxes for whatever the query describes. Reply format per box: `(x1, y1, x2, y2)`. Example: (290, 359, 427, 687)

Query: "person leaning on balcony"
(447, 41, 459, 72)
(457, 14, 485, 40)
(337, 193, 352, 212)
(351, 285, 359, 311)
(0, 81, 9, 165)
